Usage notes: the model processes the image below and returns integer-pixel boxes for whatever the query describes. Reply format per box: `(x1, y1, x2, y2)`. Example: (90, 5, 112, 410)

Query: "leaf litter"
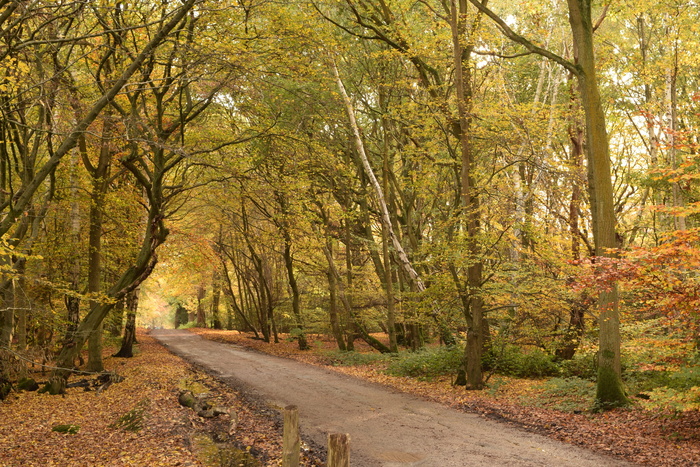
(0, 330, 322, 466)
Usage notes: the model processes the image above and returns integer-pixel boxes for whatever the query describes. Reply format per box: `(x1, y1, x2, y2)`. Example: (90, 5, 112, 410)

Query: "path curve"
(152, 329, 628, 467)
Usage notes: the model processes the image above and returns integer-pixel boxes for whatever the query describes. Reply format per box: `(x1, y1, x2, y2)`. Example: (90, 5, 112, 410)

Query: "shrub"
(386, 346, 463, 379)
(639, 386, 700, 413)
(668, 364, 700, 390)
(560, 352, 597, 380)
(484, 344, 560, 378)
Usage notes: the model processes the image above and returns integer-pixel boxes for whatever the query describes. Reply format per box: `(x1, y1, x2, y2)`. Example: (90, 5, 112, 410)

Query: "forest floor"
(189, 328, 700, 466)
(0, 330, 321, 467)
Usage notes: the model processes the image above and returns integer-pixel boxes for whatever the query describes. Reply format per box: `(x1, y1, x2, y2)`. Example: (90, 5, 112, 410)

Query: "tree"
(42, 0, 212, 393)
(468, 0, 629, 407)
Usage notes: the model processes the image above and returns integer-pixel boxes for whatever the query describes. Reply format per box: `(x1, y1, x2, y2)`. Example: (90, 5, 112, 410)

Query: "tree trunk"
(0, 280, 15, 349)
(86, 110, 114, 373)
(341, 216, 355, 351)
(282, 230, 309, 350)
(211, 270, 222, 330)
(567, 0, 628, 407)
(450, 0, 484, 389)
(107, 299, 126, 337)
(114, 289, 139, 358)
(196, 285, 207, 327)
(326, 238, 347, 351)
(380, 104, 398, 353)
(15, 276, 27, 351)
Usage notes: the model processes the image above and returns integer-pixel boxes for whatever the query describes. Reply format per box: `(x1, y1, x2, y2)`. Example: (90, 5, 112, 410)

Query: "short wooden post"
(282, 405, 300, 467)
(327, 433, 350, 467)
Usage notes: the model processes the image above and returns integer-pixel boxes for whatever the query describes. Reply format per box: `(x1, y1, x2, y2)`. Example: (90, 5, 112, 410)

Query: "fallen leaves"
(0, 330, 322, 466)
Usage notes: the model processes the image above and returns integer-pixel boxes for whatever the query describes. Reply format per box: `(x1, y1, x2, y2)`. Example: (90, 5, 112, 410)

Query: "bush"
(560, 352, 597, 380)
(484, 344, 560, 378)
(668, 364, 700, 390)
(386, 346, 463, 379)
(626, 364, 700, 410)
(639, 386, 700, 413)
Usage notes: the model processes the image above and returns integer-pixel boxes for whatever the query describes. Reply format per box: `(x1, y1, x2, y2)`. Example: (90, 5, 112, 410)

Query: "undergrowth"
(386, 346, 463, 379)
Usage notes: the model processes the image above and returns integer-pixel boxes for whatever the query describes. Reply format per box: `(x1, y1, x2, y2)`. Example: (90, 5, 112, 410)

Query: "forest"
(1, 0, 700, 426)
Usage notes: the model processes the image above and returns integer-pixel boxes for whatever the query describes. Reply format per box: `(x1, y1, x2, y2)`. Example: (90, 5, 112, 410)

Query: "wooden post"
(327, 433, 350, 467)
(282, 405, 300, 467)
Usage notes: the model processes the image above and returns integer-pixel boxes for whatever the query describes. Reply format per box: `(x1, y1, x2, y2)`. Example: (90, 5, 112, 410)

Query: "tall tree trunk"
(380, 103, 398, 353)
(344, 215, 356, 351)
(282, 230, 309, 350)
(64, 146, 83, 354)
(211, 270, 222, 330)
(450, 0, 485, 389)
(196, 285, 206, 327)
(86, 111, 114, 373)
(567, 0, 628, 407)
(114, 288, 139, 358)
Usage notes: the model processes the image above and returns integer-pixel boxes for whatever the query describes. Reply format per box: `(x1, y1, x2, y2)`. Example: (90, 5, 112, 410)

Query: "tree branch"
(466, 0, 580, 76)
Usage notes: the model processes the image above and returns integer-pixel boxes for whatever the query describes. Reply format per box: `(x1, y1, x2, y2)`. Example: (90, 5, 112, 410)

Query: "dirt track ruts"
(151, 329, 629, 467)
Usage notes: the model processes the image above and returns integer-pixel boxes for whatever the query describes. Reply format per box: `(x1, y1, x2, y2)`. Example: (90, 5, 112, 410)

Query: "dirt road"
(152, 329, 628, 466)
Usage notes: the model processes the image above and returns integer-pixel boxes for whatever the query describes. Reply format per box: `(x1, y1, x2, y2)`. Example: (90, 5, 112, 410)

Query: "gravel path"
(151, 329, 629, 467)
